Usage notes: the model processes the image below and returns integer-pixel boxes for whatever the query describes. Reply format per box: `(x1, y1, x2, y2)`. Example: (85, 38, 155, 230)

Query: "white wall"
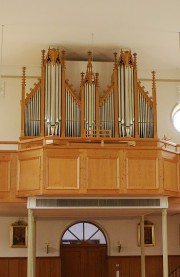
(0, 215, 179, 257)
(143, 79, 180, 142)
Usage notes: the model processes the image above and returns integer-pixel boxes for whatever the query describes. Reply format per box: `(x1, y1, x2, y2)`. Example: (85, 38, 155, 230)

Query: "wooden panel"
(108, 256, 163, 277)
(107, 255, 180, 277)
(18, 258, 27, 277)
(86, 246, 107, 277)
(61, 244, 107, 277)
(47, 157, 79, 189)
(168, 255, 180, 273)
(17, 149, 42, 192)
(18, 157, 41, 190)
(0, 152, 22, 202)
(0, 152, 16, 193)
(0, 160, 10, 191)
(163, 159, 178, 191)
(126, 150, 159, 190)
(107, 256, 141, 277)
(61, 247, 81, 277)
(36, 257, 61, 277)
(36, 257, 51, 277)
(49, 258, 61, 277)
(9, 258, 19, 277)
(0, 258, 27, 277)
(145, 256, 163, 277)
(87, 150, 119, 189)
(44, 148, 80, 191)
(0, 258, 9, 277)
(0, 256, 179, 277)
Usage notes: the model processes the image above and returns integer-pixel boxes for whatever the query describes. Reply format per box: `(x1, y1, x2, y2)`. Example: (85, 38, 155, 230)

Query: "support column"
(162, 208, 168, 277)
(27, 209, 36, 277)
(140, 216, 145, 277)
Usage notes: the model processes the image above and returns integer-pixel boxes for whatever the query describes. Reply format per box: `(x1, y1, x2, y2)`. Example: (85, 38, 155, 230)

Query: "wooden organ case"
(20, 48, 157, 140)
(17, 48, 179, 198)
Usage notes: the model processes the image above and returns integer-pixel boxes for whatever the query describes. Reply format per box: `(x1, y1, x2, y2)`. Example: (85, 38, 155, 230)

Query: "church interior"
(1, 1, 180, 276)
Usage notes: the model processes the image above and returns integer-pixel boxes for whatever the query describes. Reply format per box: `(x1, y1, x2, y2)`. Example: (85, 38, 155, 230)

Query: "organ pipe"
(21, 48, 157, 140)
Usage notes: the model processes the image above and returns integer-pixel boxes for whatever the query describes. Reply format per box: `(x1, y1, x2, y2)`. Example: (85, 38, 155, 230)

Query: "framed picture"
(138, 223, 155, 246)
(10, 220, 28, 248)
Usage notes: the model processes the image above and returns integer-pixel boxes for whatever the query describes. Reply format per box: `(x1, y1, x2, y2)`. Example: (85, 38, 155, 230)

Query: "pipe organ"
(45, 49, 62, 136)
(24, 81, 41, 136)
(80, 52, 100, 137)
(118, 51, 135, 137)
(21, 48, 157, 140)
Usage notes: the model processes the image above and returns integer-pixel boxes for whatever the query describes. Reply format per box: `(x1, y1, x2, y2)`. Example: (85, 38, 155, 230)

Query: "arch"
(61, 221, 107, 245)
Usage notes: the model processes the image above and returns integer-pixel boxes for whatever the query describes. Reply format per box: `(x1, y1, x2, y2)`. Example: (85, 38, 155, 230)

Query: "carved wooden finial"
(61, 50, 66, 68)
(152, 71, 156, 90)
(47, 48, 60, 65)
(41, 50, 45, 67)
(113, 52, 118, 69)
(87, 51, 93, 73)
(133, 53, 137, 71)
(95, 73, 99, 86)
(85, 52, 95, 84)
(80, 72, 85, 85)
(120, 50, 133, 68)
(22, 67, 26, 86)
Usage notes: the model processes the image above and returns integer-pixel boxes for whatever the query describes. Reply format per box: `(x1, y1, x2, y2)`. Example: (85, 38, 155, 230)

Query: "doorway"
(60, 221, 107, 277)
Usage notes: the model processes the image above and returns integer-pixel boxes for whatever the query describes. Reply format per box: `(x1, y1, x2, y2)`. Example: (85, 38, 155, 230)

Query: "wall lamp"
(45, 242, 50, 254)
(117, 241, 121, 253)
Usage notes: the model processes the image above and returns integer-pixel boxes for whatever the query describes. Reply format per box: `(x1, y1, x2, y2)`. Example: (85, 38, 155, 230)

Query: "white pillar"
(140, 215, 145, 277)
(27, 209, 36, 277)
(162, 208, 168, 277)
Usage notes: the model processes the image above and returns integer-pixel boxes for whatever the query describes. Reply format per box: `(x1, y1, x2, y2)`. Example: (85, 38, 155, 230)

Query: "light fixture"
(117, 241, 121, 252)
(0, 24, 5, 98)
(45, 242, 50, 254)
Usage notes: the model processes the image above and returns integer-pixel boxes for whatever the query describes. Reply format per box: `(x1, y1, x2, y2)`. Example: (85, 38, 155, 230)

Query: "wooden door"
(61, 244, 107, 277)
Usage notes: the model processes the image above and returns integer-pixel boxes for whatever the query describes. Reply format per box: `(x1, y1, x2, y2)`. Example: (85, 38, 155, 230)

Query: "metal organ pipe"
(44, 61, 62, 136)
(65, 87, 80, 137)
(23, 49, 155, 139)
(138, 87, 154, 138)
(117, 54, 137, 138)
(24, 87, 41, 136)
(45, 63, 51, 135)
(99, 88, 114, 138)
(119, 65, 125, 136)
(129, 67, 134, 137)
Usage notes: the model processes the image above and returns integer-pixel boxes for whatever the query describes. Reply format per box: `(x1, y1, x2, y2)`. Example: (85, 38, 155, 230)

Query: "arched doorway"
(60, 221, 107, 277)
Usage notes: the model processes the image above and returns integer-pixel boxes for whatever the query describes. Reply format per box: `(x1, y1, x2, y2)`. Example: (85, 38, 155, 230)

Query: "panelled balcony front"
(0, 139, 179, 200)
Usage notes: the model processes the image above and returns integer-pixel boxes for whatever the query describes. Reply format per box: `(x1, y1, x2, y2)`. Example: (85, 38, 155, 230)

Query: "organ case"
(20, 48, 157, 141)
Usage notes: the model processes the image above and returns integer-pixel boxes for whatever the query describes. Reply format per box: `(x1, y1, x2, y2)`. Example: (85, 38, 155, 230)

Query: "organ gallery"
(14, 47, 177, 199)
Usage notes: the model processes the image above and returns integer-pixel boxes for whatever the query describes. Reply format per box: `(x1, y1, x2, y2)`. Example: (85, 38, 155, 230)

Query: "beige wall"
(0, 214, 179, 257)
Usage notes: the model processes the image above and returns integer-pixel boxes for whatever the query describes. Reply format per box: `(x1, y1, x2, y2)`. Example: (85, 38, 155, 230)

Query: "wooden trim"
(133, 53, 139, 138)
(20, 67, 26, 137)
(40, 50, 45, 136)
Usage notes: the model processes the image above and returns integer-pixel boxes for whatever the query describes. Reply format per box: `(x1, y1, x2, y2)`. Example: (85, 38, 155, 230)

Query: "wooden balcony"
(0, 138, 179, 201)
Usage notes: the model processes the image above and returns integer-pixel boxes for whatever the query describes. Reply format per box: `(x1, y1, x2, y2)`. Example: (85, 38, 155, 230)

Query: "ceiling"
(1, 0, 180, 78)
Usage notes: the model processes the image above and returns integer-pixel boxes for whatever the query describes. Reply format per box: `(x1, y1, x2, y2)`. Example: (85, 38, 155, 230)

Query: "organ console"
(20, 47, 157, 140)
